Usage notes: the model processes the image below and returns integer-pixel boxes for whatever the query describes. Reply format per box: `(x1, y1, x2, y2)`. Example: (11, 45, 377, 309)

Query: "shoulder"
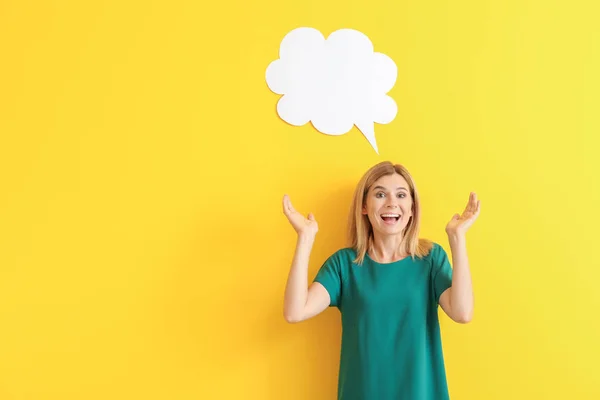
(418, 240, 447, 263)
(326, 247, 357, 265)
(429, 242, 445, 255)
(315, 248, 356, 283)
(318, 247, 359, 273)
(414, 238, 440, 259)
(425, 242, 452, 274)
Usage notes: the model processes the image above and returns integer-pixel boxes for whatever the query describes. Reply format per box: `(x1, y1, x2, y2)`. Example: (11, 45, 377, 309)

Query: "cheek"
(404, 201, 414, 216)
(362, 199, 375, 215)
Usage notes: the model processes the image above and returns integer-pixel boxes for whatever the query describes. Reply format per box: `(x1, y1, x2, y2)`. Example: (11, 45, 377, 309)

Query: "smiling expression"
(362, 173, 413, 236)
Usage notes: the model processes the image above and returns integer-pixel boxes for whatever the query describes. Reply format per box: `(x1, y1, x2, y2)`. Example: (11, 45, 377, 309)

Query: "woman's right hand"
(282, 194, 319, 237)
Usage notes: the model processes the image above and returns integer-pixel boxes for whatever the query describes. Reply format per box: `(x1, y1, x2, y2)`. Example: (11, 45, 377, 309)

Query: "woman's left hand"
(445, 192, 481, 236)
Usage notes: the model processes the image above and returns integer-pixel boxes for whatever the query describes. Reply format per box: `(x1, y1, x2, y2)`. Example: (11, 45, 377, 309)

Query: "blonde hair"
(348, 161, 433, 264)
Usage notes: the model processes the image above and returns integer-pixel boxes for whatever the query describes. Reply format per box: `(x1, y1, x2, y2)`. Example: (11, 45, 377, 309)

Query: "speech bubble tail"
(356, 121, 379, 154)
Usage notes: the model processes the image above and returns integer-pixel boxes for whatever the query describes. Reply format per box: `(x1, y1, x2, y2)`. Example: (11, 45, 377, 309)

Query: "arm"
(282, 195, 331, 323)
(439, 234, 473, 323)
(439, 192, 481, 324)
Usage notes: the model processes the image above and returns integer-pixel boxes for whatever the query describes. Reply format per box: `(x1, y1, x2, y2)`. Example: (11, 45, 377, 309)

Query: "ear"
(362, 205, 367, 215)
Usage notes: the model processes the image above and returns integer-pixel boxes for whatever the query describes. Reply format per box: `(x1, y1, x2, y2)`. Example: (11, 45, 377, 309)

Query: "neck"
(369, 233, 407, 263)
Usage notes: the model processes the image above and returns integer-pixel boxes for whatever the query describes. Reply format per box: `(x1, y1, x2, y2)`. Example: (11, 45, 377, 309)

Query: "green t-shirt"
(313, 242, 453, 400)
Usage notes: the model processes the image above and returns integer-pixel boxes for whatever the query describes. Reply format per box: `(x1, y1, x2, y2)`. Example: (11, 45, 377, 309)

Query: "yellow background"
(1, 0, 599, 399)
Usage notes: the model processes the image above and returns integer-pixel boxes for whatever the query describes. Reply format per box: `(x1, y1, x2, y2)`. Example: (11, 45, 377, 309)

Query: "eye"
(376, 192, 385, 198)
(397, 193, 406, 198)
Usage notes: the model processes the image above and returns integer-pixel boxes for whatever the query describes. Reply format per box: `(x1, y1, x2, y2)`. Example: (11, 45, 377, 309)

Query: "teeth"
(381, 214, 400, 217)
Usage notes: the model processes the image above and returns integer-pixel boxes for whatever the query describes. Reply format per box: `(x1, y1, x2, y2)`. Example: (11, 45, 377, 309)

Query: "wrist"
(297, 233, 316, 244)
(447, 232, 466, 244)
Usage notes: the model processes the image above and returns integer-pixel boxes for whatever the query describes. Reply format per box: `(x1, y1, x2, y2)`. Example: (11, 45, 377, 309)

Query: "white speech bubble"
(266, 27, 398, 154)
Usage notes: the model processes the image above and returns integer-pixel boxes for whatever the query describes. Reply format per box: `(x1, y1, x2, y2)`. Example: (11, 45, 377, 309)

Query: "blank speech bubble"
(265, 27, 397, 154)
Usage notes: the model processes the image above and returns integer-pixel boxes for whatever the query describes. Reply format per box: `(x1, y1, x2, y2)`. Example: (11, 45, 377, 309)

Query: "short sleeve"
(431, 243, 453, 304)
(312, 251, 343, 308)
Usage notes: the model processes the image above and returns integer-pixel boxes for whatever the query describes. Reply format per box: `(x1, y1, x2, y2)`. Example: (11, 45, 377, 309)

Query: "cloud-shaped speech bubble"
(265, 27, 397, 154)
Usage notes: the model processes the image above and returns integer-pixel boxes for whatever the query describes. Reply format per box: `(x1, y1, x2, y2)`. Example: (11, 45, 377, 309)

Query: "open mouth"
(380, 213, 400, 225)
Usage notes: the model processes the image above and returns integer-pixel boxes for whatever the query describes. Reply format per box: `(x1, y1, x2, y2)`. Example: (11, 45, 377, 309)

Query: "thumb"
(452, 213, 460, 220)
(307, 213, 315, 221)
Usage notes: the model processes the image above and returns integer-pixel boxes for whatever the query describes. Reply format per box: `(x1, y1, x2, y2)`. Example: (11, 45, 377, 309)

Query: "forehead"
(370, 173, 410, 191)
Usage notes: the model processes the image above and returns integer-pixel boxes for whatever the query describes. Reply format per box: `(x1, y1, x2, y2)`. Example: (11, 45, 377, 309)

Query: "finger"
(282, 194, 289, 213)
(283, 195, 296, 214)
(308, 212, 315, 221)
(462, 193, 473, 214)
(467, 200, 481, 222)
(467, 192, 477, 213)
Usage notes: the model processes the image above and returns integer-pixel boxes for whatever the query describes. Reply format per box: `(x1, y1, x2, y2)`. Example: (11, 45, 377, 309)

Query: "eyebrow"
(372, 186, 408, 192)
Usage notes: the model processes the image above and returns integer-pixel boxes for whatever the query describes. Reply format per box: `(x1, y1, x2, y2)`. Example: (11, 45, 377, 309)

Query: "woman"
(282, 161, 480, 400)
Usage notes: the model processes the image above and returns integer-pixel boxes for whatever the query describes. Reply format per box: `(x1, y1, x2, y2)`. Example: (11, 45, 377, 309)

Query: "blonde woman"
(282, 161, 480, 400)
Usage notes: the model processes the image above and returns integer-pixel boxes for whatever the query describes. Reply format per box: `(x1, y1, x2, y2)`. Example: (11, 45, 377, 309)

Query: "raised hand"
(282, 194, 319, 237)
(445, 192, 481, 236)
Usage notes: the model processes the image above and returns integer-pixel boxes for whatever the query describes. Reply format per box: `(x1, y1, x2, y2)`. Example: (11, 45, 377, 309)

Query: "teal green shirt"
(313, 243, 453, 400)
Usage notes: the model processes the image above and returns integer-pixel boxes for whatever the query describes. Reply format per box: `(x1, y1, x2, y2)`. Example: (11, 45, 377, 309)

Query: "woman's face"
(362, 173, 413, 237)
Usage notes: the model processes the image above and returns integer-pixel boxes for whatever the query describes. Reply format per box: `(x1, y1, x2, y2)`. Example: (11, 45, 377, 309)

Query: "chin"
(377, 226, 405, 236)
